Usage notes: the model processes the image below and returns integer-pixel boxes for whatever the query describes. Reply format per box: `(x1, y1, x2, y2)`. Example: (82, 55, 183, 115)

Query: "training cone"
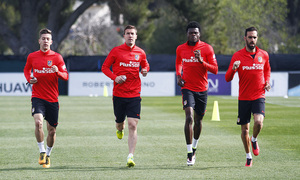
(211, 101, 220, 121)
(103, 85, 108, 97)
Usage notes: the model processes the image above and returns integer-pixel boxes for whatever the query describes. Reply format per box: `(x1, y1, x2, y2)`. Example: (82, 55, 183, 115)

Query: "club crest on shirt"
(135, 55, 139, 60)
(47, 60, 53, 67)
(258, 56, 263, 63)
(184, 100, 187, 106)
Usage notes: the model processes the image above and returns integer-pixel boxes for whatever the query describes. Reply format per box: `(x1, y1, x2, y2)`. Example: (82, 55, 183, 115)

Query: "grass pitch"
(0, 96, 299, 179)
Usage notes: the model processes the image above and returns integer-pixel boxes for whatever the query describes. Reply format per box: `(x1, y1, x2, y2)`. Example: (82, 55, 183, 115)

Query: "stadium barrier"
(1, 72, 296, 96)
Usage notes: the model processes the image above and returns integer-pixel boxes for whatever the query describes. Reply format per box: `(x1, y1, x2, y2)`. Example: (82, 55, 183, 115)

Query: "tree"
(0, 0, 101, 55)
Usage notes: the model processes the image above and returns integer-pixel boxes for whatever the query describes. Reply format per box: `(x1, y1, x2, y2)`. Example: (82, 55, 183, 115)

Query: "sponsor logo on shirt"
(47, 60, 52, 67)
(182, 56, 199, 63)
(120, 61, 140, 67)
(242, 63, 263, 71)
(34, 67, 55, 73)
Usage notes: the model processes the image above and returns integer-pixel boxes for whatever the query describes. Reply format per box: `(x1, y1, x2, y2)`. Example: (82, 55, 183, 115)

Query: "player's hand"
(115, 76, 126, 84)
(194, 50, 203, 63)
(29, 75, 37, 84)
(232, 61, 241, 70)
(52, 65, 58, 73)
(141, 68, 148, 77)
(264, 82, 271, 91)
(177, 75, 185, 87)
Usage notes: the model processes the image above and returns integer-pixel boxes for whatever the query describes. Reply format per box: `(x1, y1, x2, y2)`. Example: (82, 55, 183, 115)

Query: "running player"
(24, 28, 69, 168)
(101, 25, 150, 167)
(176, 21, 218, 166)
(225, 27, 271, 167)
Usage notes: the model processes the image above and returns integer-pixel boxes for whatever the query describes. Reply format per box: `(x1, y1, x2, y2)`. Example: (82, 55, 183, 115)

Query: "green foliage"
(218, 0, 288, 54)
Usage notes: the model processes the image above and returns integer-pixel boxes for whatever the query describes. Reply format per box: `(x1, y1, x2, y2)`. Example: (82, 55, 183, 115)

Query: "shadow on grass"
(0, 164, 241, 172)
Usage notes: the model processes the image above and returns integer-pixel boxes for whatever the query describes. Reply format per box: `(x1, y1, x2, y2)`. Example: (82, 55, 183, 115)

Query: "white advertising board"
(68, 72, 175, 96)
(231, 72, 288, 97)
(0, 73, 32, 96)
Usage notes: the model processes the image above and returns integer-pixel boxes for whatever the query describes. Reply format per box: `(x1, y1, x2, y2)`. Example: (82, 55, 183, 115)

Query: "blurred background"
(0, 0, 299, 97)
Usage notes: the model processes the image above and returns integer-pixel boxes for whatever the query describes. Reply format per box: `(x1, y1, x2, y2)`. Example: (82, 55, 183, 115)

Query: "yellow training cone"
(103, 85, 108, 97)
(211, 101, 220, 121)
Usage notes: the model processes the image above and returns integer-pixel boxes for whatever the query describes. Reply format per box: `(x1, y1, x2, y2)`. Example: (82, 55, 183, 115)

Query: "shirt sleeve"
(24, 54, 33, 82)
(56, 54, 69, 81)
(101, 49, 117, 80)
(202, 45, 218, 74)
(141, 53, 150, 72)
(264, 53, 271, 83)
(225, 54, 237, 82)
(175, 47, 183, 76)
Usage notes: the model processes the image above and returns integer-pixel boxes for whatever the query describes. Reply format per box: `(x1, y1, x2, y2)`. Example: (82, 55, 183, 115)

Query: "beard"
(247, 42, 256, 50)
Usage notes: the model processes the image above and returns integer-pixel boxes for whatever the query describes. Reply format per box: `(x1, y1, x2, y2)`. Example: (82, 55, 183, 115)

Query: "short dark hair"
(39, 28, 52, 37)
(245, 27, 257, 36)
(124, 25, 137, 35)
(186, 21, 201, 33)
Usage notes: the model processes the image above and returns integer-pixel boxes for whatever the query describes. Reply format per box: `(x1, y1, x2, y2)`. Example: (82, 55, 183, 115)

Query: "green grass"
(0, 96, 299, 179)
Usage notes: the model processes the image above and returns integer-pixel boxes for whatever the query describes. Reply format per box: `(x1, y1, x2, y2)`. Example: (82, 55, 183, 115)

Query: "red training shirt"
(225, 47, 271, 101)
(24, 50, 69, 102)
(101, 43, 150, 98)
(176, 41, 218, 92)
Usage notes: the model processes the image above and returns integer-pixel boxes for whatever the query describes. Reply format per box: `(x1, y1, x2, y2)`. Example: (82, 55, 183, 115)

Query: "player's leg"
(253, 113, 264, 139)
(181, 89, 195, 165)
(43, 100, 59, 168)
(184, 107, 194, 145)
(46, 121, 56, 150)
(32, 98, 47, 165)
(241, 123, 251, 154)
(34, 113, 47, 165)
(126, 117, 138, 167)
(113, 96, 126, 139)
(125, 97, 141, 167)
(251, 98, 265, 156)
(238, 100, 252, 166)
(43, 122, 56, 168)
(34, 113, 45, 144)
(127, 117, 138, 156)
(193, 91, 207, 152)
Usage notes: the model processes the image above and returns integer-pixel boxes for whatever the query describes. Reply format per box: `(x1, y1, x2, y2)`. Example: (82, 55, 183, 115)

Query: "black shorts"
(181, 89, 207, 118)
(113, 96, 141, 123)
(31, 97, 59, 127)
(237, 98, 265, 125)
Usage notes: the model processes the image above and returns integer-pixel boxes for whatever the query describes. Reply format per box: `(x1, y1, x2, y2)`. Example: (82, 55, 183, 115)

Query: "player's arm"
(53, 55, 69, 81)
(101, 50, 126, 84)
(175, 48, 185, 87)
(140, 53, 150, 77)
(24, 54, 37, 84)
(264, 55, 271, 91)
(197, 46, 218, 74)
(225, 56, 239, 82)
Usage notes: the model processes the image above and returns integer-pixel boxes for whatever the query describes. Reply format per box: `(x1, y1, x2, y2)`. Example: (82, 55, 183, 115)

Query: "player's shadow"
(0, 165, 241, 172)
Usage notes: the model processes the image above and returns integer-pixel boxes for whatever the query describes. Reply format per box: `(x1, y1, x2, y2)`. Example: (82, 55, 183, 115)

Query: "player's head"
(186, 21, 201, 44)
(39, 28, 53, 52)
(244, 27, 258, 52)
(123, 25, 137, 47)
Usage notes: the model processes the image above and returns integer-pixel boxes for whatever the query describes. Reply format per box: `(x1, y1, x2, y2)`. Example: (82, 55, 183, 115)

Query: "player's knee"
(185, 115, 193, 125)
(48, 128, 56, 137)
(35, 120, 43, 129)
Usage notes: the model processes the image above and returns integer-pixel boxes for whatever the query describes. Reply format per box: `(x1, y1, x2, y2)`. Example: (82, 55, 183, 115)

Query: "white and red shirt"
(225, 47, 271, 100)
(101, 43, 150, 98)
(176, 41, 218, 92)
(24, 50, 69, 102)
